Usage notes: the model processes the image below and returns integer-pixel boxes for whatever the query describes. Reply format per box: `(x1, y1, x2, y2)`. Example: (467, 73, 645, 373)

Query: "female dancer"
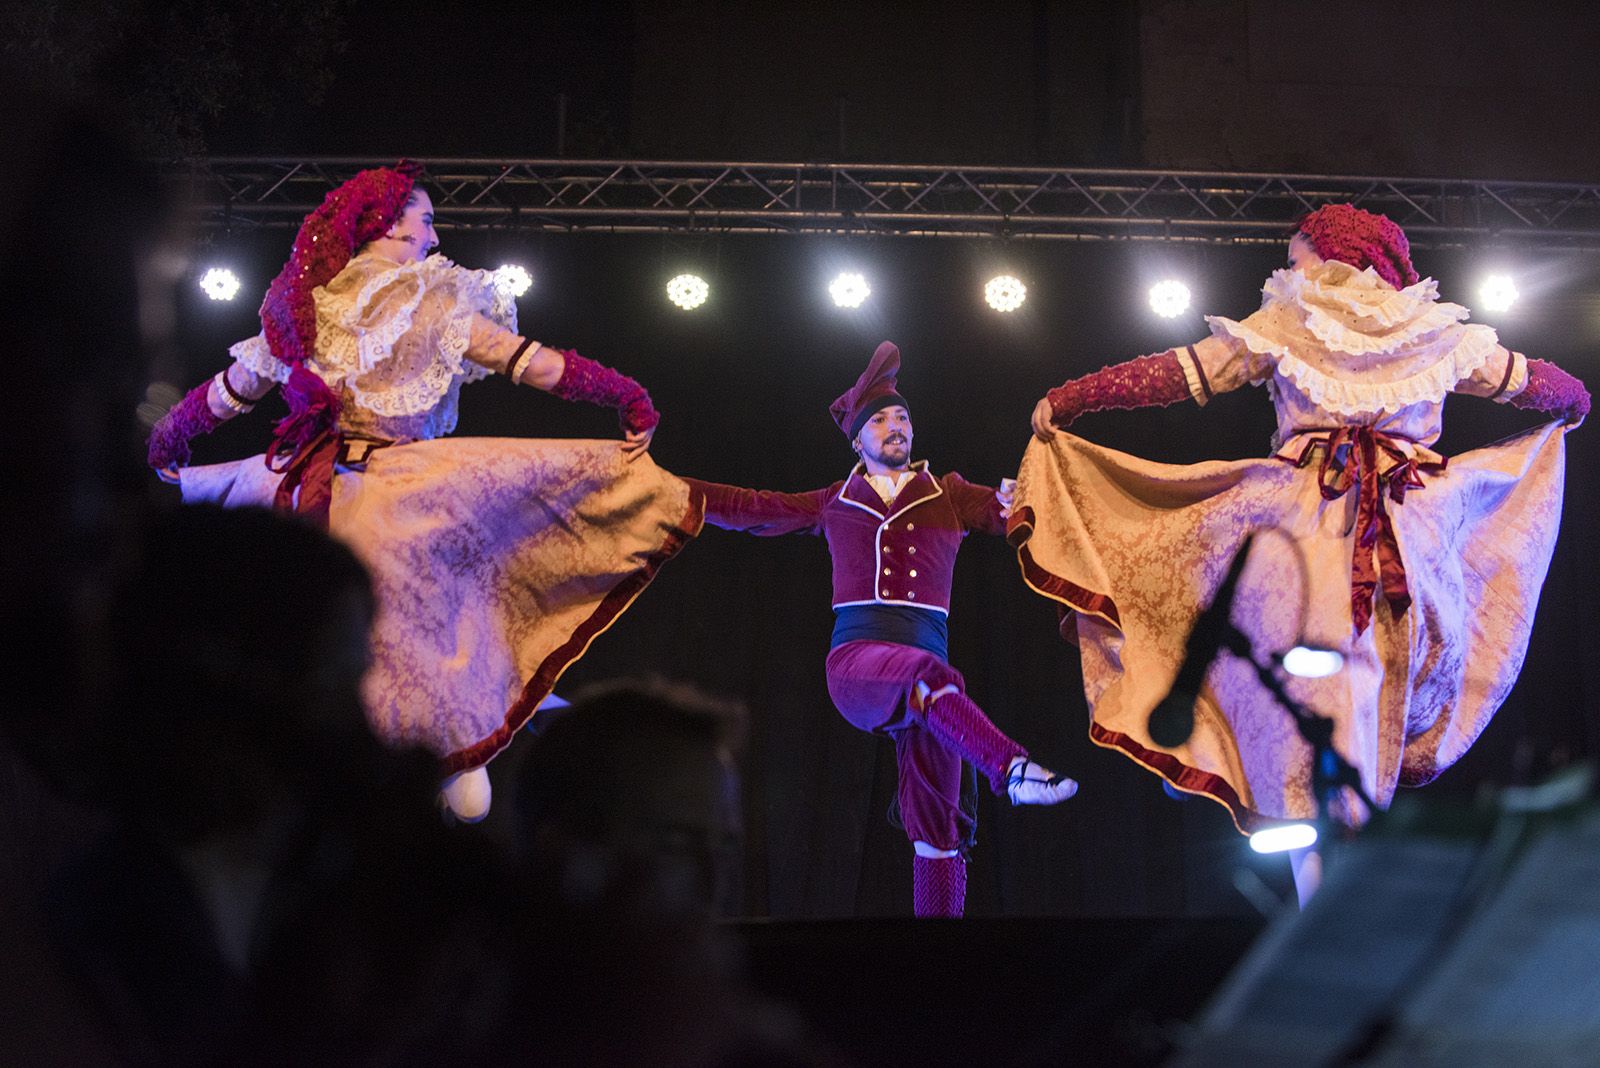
(148, 164, 701, 820)
(1014, 203, 1586, 897)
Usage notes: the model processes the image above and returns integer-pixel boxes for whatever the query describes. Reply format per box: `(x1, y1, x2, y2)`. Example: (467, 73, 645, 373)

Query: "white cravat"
(864, 470, 914, 505)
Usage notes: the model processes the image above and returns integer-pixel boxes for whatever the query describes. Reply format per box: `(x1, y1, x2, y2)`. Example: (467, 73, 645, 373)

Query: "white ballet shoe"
(1006, 756, 1078, 806)
(440, 766, 492, 823)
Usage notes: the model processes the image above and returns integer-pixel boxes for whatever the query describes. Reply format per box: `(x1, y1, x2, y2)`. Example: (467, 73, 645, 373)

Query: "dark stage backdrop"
(174, 233, 1600, 919)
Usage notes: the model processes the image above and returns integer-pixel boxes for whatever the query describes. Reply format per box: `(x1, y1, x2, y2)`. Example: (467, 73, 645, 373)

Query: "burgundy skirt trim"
(1088, 721, 1270, 836)
(443, 484, 707, 773)
(1006, 505, 1122, 631)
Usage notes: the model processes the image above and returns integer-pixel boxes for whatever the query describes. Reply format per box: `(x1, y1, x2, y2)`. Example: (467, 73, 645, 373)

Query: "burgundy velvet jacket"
(684, 461, 1005, 615)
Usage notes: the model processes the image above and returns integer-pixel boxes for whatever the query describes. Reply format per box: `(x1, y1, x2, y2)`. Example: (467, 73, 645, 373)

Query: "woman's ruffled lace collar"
(1260, 261, 1469, 356)
(229, 253, 514, 424)
(315, 253, 510, 418)
(1207, 261, 1497, 417)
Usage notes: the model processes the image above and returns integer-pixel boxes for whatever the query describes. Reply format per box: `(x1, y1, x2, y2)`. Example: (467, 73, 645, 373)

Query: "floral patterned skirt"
(1009, 422, 1568, 830)
(181, 438, 701, 770)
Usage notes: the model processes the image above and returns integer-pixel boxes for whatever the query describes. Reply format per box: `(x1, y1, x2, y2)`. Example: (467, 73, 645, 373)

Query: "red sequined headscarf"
(1296, 203, 1419, 291)
(260, 161, 422, 455)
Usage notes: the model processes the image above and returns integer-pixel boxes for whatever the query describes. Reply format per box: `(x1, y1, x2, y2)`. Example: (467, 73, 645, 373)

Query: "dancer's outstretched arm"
(944, 473, 1010, 535)
(148, 363, 277, 480)
(681, 478, 831, 537)
(467, 315, 660, 460)
(1451, 344, 1589, 426)
(1031, 337, 1239, 440)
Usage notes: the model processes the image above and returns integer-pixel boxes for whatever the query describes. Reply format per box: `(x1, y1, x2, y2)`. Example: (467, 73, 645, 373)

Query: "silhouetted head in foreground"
(510, 679, 746, 917)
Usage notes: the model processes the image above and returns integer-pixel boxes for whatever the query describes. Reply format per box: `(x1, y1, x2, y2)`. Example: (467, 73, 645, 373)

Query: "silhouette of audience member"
(487, 682, 843, 1066)
(0, 56, 174, 856)
(508, 681, 745, 916)
(33, 505, 523, 1063)
(0, 59, 196, 1062)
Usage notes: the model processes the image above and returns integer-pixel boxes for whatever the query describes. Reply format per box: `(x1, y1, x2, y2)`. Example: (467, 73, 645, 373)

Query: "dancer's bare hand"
(996, 478, 1016, 520)
(157, 464, 182, 485)
(1031, 397, 1059, 441)
(620, 425, 655, 461)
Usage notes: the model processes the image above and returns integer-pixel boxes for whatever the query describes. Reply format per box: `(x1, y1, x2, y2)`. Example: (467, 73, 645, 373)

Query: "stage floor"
(729, 915, 1266, 1067)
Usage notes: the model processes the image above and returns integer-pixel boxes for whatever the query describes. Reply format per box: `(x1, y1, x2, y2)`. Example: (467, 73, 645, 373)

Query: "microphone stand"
(1217, 624, 1377, 826)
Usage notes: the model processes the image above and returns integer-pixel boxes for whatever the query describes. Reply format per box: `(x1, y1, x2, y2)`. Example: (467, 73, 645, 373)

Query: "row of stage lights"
(199, 265, 1526, 317)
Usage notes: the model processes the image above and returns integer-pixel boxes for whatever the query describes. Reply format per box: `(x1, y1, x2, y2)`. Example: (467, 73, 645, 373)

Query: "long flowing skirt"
(1009, 423, 1568, 830)
(180, 438, 701, 770)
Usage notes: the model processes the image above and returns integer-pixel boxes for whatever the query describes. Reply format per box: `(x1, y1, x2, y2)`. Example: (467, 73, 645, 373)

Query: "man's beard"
(867, 438, 911, 469)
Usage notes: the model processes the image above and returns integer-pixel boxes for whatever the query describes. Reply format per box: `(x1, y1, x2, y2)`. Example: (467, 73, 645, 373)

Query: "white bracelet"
(508, 342, 543, 385)
(212, 371, 256, 414)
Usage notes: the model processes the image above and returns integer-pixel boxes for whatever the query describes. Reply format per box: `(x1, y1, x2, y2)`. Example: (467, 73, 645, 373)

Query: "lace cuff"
(433, 297, 496, 390)
(1509, 358, 1589, 425)
(1492, 350, 1529, 402)
(1174, 343, 1222, 406)
(229, 335, 291, 384)
(1046, 351, 1189, 426)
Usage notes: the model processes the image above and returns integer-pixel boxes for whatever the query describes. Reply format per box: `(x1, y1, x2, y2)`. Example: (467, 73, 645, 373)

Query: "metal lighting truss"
(171, 158, 1600, 250)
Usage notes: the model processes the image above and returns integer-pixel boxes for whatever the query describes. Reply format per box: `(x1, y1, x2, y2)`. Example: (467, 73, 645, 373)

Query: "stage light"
(666, 273, 709, 310)
(199, 268, 241, 302)
(985, 275, 1027, 312)
(1479, 273, 1518, 314)
(1149, 279, 1191, 318)
(494, 264, 533, 298)
(829, 272, 871, 309)
(1249, 823, 1319, 854)
(1280, 645, 1344, 679)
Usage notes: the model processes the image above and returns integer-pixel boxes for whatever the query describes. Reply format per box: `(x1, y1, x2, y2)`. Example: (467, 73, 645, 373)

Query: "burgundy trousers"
(824, 639, 1023, 852)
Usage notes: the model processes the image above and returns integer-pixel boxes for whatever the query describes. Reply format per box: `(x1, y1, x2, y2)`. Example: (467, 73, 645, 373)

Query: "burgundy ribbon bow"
(268, 427, 340, 527)
(1310, 426, 1430, 635)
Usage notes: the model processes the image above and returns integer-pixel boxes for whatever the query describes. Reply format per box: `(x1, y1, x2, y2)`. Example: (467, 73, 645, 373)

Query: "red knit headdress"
(260, 161, 421, 454)
(1297, 203, 1419, 291)
(830, 341, 907, 439)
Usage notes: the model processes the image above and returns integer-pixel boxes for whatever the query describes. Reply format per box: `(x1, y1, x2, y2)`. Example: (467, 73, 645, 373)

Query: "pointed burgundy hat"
(830, 341, 908, 438)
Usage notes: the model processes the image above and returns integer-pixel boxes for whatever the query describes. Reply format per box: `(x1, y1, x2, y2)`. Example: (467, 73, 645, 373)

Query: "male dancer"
(686, 342, 1075, 918)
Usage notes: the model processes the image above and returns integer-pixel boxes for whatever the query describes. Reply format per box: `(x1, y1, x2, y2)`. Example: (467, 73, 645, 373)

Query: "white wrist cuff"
(508, 342, 542, 384)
